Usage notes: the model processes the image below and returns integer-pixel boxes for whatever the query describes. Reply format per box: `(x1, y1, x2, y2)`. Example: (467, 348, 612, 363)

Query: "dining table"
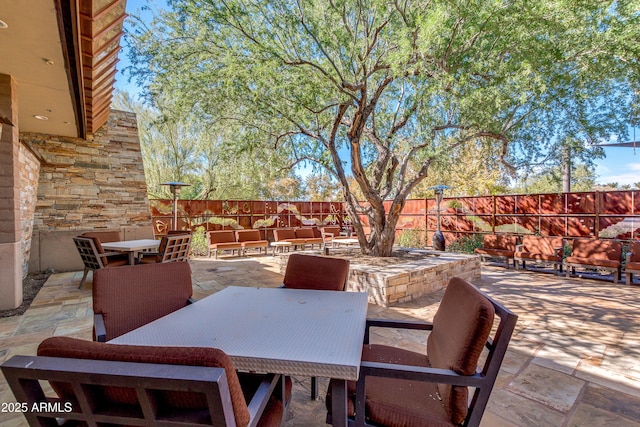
(101, 239, 161, 265)
(109, 286, 369, 427)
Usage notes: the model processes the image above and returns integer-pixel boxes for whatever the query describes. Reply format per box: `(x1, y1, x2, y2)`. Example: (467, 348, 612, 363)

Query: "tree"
(515, 163, 597, 194)
(127, 0, 639, 255)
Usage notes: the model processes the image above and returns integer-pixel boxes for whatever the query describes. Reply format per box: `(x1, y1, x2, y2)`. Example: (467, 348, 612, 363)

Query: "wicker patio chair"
(138, 233, 191, 263)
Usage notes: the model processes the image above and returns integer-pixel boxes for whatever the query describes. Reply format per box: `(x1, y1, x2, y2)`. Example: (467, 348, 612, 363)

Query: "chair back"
(294, 228, 315, 238)
(571, 238, 622, 261)
(80, 230, 122, 243)
(321, 226, 342, 237)
(483, 234, 517, 251)
(522, 235, 564, 255)
(629, 241, 640, 263)
(73, 236, 106, 270)
(0, 336, 251, 427)
(428, 277, 518, 426)
(208, 230, 238, 244)
(283, 253, 350, 291)
(236, 229, 263, 242)
(158, 234, 192, 262)
(273, 228, 297, 241)
(93, 262, 193, 341)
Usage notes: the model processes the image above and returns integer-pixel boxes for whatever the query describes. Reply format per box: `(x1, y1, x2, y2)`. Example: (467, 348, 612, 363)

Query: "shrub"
(191, 226, 209, 256)
(447, 234, 484, 254)
(395, 229, 427, 249)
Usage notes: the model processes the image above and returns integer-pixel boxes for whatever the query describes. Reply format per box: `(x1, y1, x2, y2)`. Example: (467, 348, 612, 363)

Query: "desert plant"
(190, 226, 209, 256)
(395, 229, 427, 249)
(447, 234, 484, 254)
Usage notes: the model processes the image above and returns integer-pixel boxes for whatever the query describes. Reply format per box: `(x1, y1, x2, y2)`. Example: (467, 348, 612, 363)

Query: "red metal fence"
(151, 190, 640, 241)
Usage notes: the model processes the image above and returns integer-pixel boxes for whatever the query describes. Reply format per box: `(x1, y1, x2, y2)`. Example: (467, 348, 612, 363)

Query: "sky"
(116, 0, 640, 188)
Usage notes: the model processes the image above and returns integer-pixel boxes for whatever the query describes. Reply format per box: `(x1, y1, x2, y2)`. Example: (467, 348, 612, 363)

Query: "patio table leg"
(332, 379, 347, 427)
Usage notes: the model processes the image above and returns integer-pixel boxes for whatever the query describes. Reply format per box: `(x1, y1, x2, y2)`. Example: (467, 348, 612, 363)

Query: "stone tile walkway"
(2, 255, 640, 426)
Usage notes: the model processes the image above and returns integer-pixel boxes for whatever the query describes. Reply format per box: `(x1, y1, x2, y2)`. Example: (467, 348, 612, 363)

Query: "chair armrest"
(359, 360, 485, 388)
(515, 244, 524, 253)
(94, 313, 106, 342)
(246, 373, 281, 427)
(627, 252, 633, 263)
(365, 318, 433, 344)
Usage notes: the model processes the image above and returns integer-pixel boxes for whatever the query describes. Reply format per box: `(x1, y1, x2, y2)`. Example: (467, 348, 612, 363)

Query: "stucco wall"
(23, 110, 153, 272)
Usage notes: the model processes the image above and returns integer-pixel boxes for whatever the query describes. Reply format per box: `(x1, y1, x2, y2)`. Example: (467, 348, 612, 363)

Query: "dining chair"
(137, 233, 192, 263)
(92, 262, 195, 342)
(72, 236, 129, 289)
(326, 276, 518, 427)
(283, 253, 350, 399)
(2, 336, 286, 427)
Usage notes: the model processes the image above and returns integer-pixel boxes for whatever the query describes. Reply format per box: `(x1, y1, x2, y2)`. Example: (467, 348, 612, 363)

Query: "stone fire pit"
(277, 248, 481, 307)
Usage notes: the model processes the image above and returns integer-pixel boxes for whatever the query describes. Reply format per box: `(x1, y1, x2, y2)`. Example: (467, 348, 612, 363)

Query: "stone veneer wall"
(22, 110, 153, 273)
(18, 143, 40, 276)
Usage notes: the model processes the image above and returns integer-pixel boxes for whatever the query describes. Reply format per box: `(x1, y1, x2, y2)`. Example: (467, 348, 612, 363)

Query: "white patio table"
(101, 239, 161, 265)
(110, 286, 369, 427)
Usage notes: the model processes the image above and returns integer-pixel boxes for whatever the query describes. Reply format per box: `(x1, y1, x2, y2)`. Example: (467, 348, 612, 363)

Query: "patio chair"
(1, 336, 286, 427)
(92, 262, 194, 342)
(207, 230, 243, 258)
(624, 241, 640, 285)
(326, 277, 518, 427)
(283, 253, 350, 399)
(137, 233, 191, 263)
(72, 236, 129, 289)
(236, 229, 269, 256)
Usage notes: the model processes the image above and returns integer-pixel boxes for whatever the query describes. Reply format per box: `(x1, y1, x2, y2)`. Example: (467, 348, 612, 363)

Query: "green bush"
(447, 234, 484, 254)
(395, 229, 427, 249)
(191, 226, 209, 256)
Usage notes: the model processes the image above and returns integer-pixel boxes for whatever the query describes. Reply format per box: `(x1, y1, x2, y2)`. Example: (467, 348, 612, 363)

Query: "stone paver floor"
(2, 255, 640, 426)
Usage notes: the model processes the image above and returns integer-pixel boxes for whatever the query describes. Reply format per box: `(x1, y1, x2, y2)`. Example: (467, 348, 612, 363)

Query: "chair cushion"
(570, 239, 622, 261)
(236, 229, 263, 242)
(37, 336, 251, 427)
(474, 248, 514, 257)
(514, 251, 561, 262)
(565, 256, 621, 269)
(93, 262, 193, 341)
(520, 236, 563, 256)
(427, 278, 495, 425)
(326, 344, 453, 427)
(626, 261, 640, 271)
(628, 242, 640, 263)
(274, 229, 296, 241)
(294, 228, 315, 238)
(209, 230, 238, 244)
(283, 253, 349, 291)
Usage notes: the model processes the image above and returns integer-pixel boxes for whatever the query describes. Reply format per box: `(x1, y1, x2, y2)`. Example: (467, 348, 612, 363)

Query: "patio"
(1, 257, 640, 426)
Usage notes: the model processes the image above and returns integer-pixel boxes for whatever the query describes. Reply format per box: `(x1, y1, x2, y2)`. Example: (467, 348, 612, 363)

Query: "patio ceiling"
(0, 0, 126, 139)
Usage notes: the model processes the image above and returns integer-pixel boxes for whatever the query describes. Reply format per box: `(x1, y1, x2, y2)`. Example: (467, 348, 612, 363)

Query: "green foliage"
(126, 0, 640, 255)
(395, 229, 427, 249)
(447, 234, 484, 254)
(190, 226, 209, 256)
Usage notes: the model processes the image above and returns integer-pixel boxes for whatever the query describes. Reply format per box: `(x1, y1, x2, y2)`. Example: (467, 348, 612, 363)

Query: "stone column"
(0, 74, 23, 309)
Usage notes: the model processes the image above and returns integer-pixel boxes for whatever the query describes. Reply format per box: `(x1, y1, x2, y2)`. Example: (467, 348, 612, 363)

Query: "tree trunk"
(347, 199, 402, 257)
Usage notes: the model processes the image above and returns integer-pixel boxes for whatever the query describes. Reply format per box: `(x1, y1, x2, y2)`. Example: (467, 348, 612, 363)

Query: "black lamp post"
(161, 181, 190, 231)
(429, 184, 450, 251)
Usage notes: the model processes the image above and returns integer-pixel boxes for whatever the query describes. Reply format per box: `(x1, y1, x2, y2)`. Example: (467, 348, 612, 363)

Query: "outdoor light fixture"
(428, 184, 451, 251)
(161, 181, 191, 231)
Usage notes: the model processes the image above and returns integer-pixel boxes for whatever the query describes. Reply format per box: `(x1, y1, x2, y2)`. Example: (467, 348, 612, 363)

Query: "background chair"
(207, 230, 243, 258)
(326, 277, 518, 427)
(92, 262, 194, 342)
(283, 253, 350, 399)
(283, 253, 350, 291)
(138, 233, 191, 264)
(72, 236, 129, 288)
(2, 336, 285, 427)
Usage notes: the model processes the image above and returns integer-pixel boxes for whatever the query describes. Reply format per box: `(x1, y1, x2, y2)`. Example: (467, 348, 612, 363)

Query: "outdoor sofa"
(564, 238, 623, 283)
(514, 235, 565, 274)
(474, 234, 518, 268)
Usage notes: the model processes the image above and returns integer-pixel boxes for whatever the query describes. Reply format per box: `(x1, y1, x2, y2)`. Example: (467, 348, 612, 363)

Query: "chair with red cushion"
(326, 277, 518, 427)
(92, 262, 194, 342)
(1, 336, 286, 427)
(283, 253, 350, 399)
(72, 236, 129, 289)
